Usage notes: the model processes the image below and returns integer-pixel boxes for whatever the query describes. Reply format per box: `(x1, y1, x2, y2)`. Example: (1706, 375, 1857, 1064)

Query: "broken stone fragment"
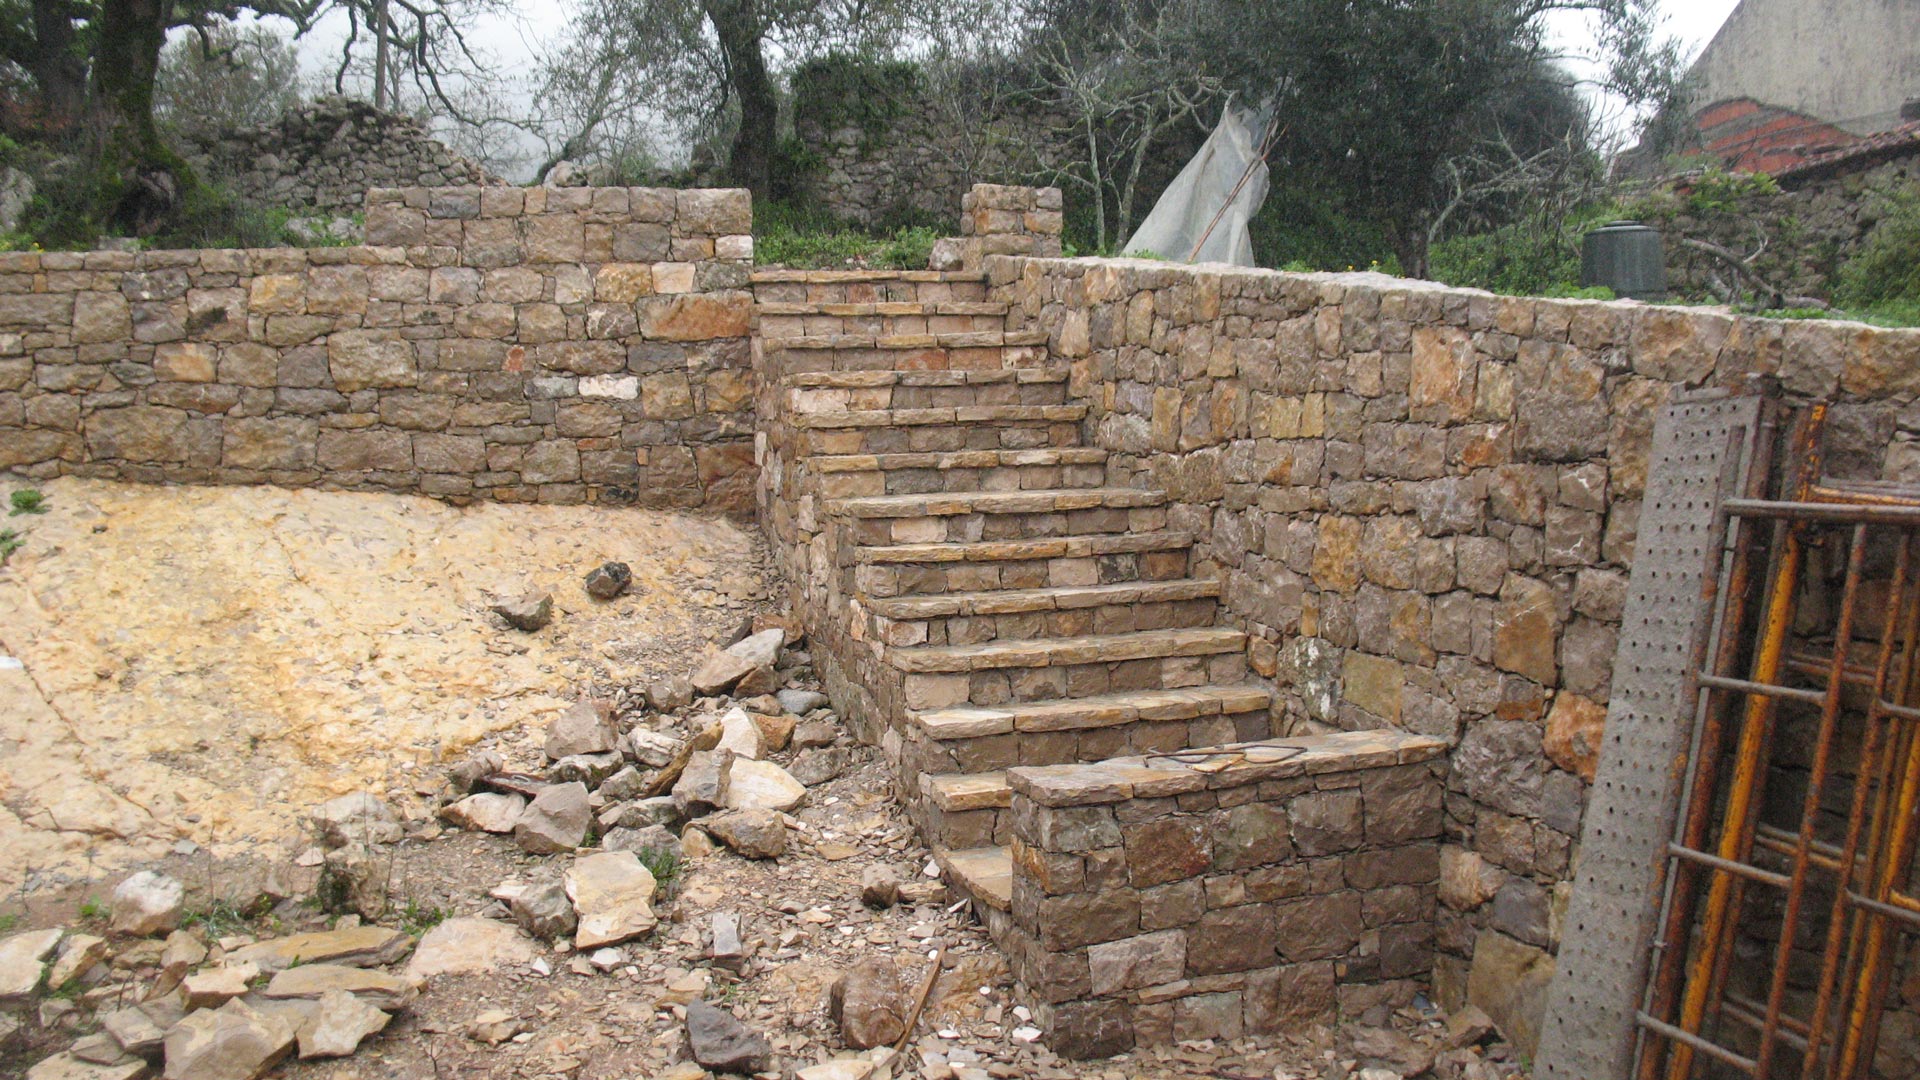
(68, 1031, 125, 1065)
(789, 747, 848, 787)
(689, 628, 784, 696)
(309, 792, 403, 848)
(859, 866, 904, 910)
(225, 925, 413, 974)
(685, 999, 772, 1074)
(23, 1053, 145, 1080)
(647, 675, 695, 711)
(296, 989, 391, 1058)
(672, 750, 734, 818)
(601, 824, 678, 855)
(466, 1008, 523, 1045)
(700, 809, 787, 859)
(1348, 1025, 1434, 1078)
(715, 707, 764, 760)
(776, 689, 828, 716)
(513, 782, 591, 854)
(111, 872, 184, 937)
(491, 592, 553, 631)
(790, 719, 839, 751)
(547, 751, 623, 786)
(625, 729, 683, 768)
(0, 928, 64, 1000)
(751, 711, 796, 752)
(100, 1003, 171, 1057)
(446, 750, 505, 793)
(565, 850, 658, 949)
(163, 998, 296, 1080)
(159, 930, 207, 975)
(321, 844, 390, 920)
(734, 664, 782, 697)
(828, 959, 912, 1049)
(47, 934, 106, 990)
(183, 962, 259, 1009)
(583, 561, 633, 600)
(722, 758, 807, 813)
(597, 765, 647, 800)
(545, 697, 620, 761)
(263, 963, 416, 1011)
(439, 792, 526, 833)
(510, 881, 577, 941)
(709, 912, 744, 971)
(405, 917, 537, 982)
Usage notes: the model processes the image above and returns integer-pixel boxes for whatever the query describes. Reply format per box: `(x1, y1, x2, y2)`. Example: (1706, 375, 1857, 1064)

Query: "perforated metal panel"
(1535, 394, 1765, 1080)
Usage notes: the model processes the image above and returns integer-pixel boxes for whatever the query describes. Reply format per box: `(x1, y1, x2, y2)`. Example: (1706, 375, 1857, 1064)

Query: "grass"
(76, 897, 105, 922)
(399, 898, 450, 935)
(754, 200, 940, 271)
(9, 490, 46, 516)
(0, 912, 17, 933)
(0, 529, 21, 564)
(635, 846, 684, 895)
(183, 897, 272, 939)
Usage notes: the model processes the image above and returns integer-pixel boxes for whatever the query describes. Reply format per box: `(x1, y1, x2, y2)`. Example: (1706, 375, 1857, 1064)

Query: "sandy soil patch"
(0, 477, 765, 892)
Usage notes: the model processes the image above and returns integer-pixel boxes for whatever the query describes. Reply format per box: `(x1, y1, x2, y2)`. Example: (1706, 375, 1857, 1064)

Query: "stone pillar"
(931, 184, 1065, 270)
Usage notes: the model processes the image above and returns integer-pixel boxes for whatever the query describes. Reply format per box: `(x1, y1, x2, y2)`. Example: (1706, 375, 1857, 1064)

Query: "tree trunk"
(27, 0, 87, 133)
(703, 0, 775, 198)
(87, 0, 188, 236)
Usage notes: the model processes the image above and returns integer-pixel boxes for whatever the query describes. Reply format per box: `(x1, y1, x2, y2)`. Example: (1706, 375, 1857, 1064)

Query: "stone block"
(223, 417, 318, 470)
(1124, 819, 1210, 887)
(1087, 930, 1186, 995)
(1187, 904, 1274, 975)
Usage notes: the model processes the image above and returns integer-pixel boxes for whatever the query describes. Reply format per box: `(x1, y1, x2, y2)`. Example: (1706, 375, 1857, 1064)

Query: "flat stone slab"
(404, 917, 537, 981)
(225, 926, 413, 973)
(263, 963, 417, 1010)
(1006, 731, 1449, 807)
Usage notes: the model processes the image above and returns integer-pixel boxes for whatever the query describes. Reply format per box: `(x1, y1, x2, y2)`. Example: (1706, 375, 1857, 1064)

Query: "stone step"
(935, 845, 1012, 912)
(793, 405, 1085, 430)
(807, 447, 1109, 499)
(768, 338, 1045, 375)
(863, 579, 1222, 649)
(798, 414, 1085, 457)
(830, 487, 1162, 519)
(915, 683, 1273, 742)
(751, 269, 988, 284)
(924, 771, 1012, 811)
(760, 300, 1011, 318)
(892, 627, 1246, 673)
(759, 300, 1012, 345)
(786, 369, 1069, 413)
(831, 488, 1167, 546)
(770, 330, 1046, 351)
(852, 531, 1194, 598)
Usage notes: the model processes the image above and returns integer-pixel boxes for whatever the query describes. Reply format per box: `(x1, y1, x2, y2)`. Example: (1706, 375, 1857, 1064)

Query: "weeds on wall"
(754, 199, 939, 270)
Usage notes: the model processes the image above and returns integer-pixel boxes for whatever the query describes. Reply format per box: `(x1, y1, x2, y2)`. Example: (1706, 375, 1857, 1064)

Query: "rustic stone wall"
(1000, 730, 1446, 1057)
(986, 253, 1920, 1049)
(182, 97, 502, 219)
(0, 186, 758, 511)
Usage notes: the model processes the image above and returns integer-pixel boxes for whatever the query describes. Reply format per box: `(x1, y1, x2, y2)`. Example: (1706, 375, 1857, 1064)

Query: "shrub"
(754, 199, 938, 270)
(1834, 185, 1920, 310)
(9, 489, 46, 515)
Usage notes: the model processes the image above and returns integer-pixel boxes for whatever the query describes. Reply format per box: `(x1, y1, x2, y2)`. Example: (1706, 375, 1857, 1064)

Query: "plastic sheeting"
(1122, 104, 1271, 266)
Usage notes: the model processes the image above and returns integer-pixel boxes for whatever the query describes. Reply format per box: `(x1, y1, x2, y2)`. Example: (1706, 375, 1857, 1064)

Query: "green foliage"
(0, 912, 18, 933)
(1834, 186, 1920, 309)
(635, 845, 684, 899)
(183, 897, 270, 938)
(77, 898, 105, 921)
(0, 529, 21, 563)
(754, 199, 938, 270)
(1248, 175, 1404, 274)
(790, 54, 920, 141)
(1684, 166, 1780, 216)
(9, 490, 47, 516)
(399, 899, 450, 935)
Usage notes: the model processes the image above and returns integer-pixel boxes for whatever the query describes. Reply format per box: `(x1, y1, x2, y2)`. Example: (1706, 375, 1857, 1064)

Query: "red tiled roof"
(1775, 121, 1920, 184)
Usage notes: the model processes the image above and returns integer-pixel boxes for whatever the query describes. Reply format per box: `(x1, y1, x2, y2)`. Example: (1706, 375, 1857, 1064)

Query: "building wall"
(1691, 0, 1920, 136)
(986, 252, 1920, 1048)
(0, 187, 758, 511)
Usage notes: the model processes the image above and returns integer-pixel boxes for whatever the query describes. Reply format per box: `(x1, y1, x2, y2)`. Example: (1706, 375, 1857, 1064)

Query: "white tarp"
(1122, 104, 1271, 266)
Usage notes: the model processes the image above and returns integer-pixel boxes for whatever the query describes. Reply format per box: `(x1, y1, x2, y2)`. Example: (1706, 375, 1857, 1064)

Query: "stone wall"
(986, 252, 1920, 1048)
(182, 97, 501, 219)
(1001, 730, 1446, 1058)
(0, 186, 758, 511)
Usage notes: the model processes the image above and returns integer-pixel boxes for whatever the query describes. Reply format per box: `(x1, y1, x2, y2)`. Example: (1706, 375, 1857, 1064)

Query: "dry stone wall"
(986, 252, 1920, 1050)
(0, 186, 758, 511)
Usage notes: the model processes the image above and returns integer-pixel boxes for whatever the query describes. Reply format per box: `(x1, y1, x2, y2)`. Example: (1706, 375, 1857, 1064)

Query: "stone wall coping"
(748, 269, 988, 284)
(988, 255, 1920, 345)
(1005, 731, 1448, 808)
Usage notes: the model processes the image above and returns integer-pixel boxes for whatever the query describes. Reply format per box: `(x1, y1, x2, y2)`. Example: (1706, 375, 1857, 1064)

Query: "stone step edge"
(922, 771, 1012, 812)
(855, 530, 1194, 565)
(888, 627, 1248, 674)
(751, 268, 988, 284)
(910, 683, 1274, 740)
(766, 330, 1049, 350)
(934, 845, 1012, 913)
(793, 405, 1086, 430)
(785, 368, 1065, 389)
(828, 487, 1164, 519)
(865, 577, 1221, 620)
(759, 300, 1009, 318)
(809, 448, 1108, 475)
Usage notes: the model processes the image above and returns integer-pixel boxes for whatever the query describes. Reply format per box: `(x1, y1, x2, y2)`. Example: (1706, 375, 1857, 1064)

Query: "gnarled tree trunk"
(88, 0, 190, 236)
(702, 0, 775, 198)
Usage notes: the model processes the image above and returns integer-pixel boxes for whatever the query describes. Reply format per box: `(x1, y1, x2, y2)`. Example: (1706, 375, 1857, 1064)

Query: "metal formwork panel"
(1535, 394, 1766, 1080)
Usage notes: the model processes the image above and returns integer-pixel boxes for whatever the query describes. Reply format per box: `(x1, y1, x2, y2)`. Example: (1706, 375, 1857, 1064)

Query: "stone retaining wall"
(1000, 730, 1446, 1057)
(0, 186, 757, 510)
(985, 253, 1920, 1048)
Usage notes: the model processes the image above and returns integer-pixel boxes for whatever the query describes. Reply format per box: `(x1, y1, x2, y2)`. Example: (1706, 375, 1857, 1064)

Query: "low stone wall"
(0, 186, 757, 510)
(1000, 730, 1445, 1057)
(987, 253, 1920, 1048)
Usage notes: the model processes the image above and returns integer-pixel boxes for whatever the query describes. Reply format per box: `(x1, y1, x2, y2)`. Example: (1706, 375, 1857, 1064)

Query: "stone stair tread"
(923, 771, 1011, 811)
(765, 331, 1011, 350)
(786, 368, 1065, 388)
(867, 578, 1220, 620)
(858, 530, 1193, 564)
(936, 846, 1012, 912)
(811, 447, 1107, 474)
(829, 487, 1164, 519)
(913, 684, 1274, 739)
(759, 300, 1009, 318)
(889, 627, 1247, 674)
(793, 404, 1086, 430)
(750, 269, 987, 284)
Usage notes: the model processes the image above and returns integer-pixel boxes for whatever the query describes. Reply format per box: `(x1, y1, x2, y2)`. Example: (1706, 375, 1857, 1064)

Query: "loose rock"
(447, 750, 505, 793)
(689, 628, 784, 696)
(263, 963, 417, 1010)
(702, 809, 787, 859)
(111, 872, 184, 936)
(647, 675, 695, 711)
(859, 866, 904, 910)
(789, 747, 849, 787)
(511, 881, 578, 941)
(791, 719, 839, 750)
(777, 689, 828, 716)
(0, 928, 64, 1000)
(184, 962, 259, 1009)
(297, 989, 391, 1058)
(226, 925, 413, 973)
(321, 844, 390, 920)
(566, 850, 658, 948)
(439, 792, 526, 833)
(163, 998, 296, 1080)
(492, 591, 553, 631)
(584, 561, 633, 600)
(310, 792, 403, 847)
(546, 697, 620, 760)
(24, 1054, 145, 1080)
(829, 959, 912, 1050)
(405, 918, 537, 981)
(722, 758, 807, 812)
(685, 999, 772, 1074)
(514, 782, 591, 854)
(716, 707, 765, 760)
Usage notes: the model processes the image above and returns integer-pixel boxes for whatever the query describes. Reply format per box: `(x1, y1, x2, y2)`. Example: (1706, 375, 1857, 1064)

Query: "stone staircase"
(752, 267, 1278, 914)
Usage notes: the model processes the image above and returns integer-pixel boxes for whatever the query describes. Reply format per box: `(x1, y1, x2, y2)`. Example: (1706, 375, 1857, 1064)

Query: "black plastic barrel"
(1580, 220, 1667, 300)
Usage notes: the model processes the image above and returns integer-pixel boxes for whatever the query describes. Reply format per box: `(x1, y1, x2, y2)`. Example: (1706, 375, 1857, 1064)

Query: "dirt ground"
(0, 478, 1517, 1080)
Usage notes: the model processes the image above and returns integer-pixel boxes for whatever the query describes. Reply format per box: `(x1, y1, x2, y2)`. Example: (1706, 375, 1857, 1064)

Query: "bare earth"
(0, 477, 764, 892)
